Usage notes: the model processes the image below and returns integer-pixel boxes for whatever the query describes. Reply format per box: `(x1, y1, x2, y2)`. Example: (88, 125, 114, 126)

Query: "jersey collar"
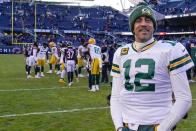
(132, 38, 157, 52)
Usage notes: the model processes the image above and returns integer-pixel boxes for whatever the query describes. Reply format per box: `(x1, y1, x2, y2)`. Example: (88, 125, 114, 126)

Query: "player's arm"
(110, 48, 124, 130)
(158, 43, 193, 131)
(157, 71, 192, 131)
(111, 76, 124, 131)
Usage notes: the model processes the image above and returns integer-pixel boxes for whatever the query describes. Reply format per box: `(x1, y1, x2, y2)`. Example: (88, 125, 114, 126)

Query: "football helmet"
(66, 41, 73, 47)
(88, 38, 96, 44)
(49, 42, 56, 47)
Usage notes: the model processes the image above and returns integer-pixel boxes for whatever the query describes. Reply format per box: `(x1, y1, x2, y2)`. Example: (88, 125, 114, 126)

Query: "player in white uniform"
(110, 3, 193, 131)
(58, 42, 67, 84)
(37, 43, 48, 77)
(77, 39, 88, 77)
(87, 38, 102, 92)
(27, 42, 39, 79)
(47, 41, 59, 74)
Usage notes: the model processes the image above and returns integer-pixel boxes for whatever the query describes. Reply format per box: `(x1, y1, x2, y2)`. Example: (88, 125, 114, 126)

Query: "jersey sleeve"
(110, 49, 121, 77)
(168, 42, 194, 75)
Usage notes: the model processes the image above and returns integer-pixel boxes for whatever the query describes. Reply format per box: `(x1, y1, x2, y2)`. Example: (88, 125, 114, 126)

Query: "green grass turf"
(0, 54, 196, 131)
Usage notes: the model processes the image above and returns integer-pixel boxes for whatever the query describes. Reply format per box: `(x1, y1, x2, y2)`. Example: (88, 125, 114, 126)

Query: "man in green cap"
(110, 2, 193, 131)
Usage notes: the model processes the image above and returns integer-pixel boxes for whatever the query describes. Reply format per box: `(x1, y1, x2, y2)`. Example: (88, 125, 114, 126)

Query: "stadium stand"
(153, 0, 196, 15)
(0, 0, 195, 49)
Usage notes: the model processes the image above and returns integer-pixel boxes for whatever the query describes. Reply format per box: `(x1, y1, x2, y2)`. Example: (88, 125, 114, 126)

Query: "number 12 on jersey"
(123, 58, 155, 92)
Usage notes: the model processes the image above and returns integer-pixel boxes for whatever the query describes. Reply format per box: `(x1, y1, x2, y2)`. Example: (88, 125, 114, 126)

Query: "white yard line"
(0, 86, 86, 92)
(0, 77, 51, 80)
(0, 84, 109, 92)
(0, 87, 66, 92)
(0, 106, 109, 118)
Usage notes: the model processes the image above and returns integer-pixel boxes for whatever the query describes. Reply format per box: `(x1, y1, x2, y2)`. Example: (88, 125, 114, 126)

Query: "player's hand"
(117, 127, 130, 131)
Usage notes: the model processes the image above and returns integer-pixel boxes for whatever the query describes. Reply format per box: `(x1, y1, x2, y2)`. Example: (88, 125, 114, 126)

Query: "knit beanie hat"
(129, 2, 157, 33)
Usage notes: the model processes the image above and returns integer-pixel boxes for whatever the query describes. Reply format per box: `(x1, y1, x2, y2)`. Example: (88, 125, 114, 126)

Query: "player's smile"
(133, 16, 154, 43)
(139, 28, 149, 33)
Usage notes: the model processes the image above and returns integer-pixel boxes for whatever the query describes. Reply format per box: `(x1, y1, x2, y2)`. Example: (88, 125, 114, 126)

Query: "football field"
(0, 54, 196, 131)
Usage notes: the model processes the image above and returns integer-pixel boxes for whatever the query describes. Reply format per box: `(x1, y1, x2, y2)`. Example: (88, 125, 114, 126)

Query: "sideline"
(0, 106, 109, 118)
(0, 84, 110, 92)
